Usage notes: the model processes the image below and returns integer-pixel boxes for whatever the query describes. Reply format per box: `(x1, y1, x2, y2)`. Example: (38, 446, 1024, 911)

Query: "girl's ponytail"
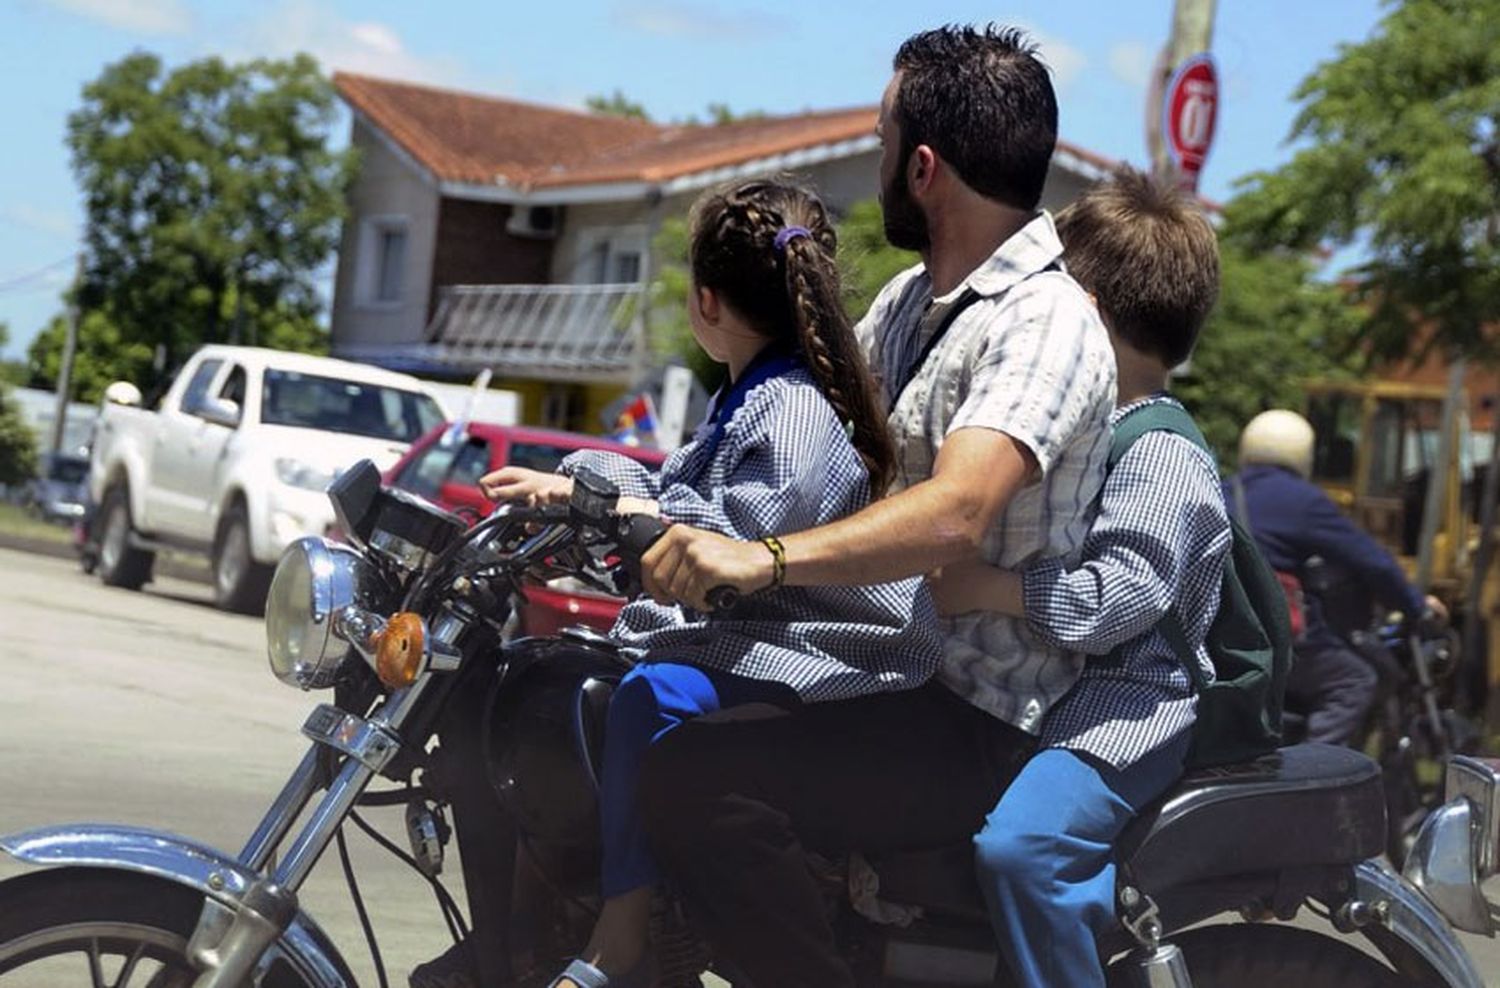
(781, 237, 896, 496)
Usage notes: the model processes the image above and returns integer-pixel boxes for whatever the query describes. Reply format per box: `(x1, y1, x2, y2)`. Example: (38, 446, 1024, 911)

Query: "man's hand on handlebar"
(641, 526, 774, 611)
(1422, 594, 1450, 627)
(480, 467, 573, 506)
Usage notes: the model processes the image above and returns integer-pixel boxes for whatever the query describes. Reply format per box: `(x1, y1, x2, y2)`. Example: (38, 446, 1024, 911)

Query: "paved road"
(0, 546, 1497, 986)
(0, 547, 464, 986)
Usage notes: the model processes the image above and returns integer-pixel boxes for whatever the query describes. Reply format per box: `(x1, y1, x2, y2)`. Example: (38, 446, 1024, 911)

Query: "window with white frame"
(359, 215, 409, 305)
(574, 225, 647, 285)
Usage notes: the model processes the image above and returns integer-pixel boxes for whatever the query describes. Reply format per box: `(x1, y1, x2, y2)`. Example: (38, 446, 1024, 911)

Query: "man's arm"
(1299, 490, 1428, 618)
(642, 427, 1035, 608)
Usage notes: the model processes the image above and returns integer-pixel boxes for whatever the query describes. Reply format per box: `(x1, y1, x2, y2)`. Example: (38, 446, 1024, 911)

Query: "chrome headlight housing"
(267, 537, 368, 689)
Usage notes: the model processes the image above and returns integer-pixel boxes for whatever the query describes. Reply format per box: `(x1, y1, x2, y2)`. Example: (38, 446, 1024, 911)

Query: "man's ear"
(907, 144, 938, 196)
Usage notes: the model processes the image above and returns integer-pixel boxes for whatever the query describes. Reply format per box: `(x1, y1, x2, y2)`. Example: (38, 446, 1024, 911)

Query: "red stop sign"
(1163, 53, 1218, 190)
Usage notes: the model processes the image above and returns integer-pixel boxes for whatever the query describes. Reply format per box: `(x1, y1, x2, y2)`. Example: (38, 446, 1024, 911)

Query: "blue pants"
(974, 733, 1190, 988)
(600, 662, 798, 897)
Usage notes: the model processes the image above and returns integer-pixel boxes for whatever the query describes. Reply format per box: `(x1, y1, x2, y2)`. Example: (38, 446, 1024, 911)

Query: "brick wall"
(429, 198, 555, 318)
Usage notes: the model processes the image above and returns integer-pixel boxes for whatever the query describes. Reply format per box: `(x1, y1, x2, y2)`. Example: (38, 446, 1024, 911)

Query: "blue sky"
(0, 0, 1386, 359)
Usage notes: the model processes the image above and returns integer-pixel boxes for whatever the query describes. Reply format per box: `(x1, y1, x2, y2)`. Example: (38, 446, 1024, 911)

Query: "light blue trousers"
(974, 733, 1190, 988)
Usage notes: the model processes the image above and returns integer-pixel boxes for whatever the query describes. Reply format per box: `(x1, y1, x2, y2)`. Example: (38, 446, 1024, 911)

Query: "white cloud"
(1108, 40, 1156, 90)
(39, 0, 191, 36)
(232, 1, 476, 88)
(612, 2, 789, 42)
(1023, 28, 1087, 90)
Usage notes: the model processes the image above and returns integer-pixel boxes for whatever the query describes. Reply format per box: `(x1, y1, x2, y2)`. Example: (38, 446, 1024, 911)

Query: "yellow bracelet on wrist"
(760, 535, 787, 590)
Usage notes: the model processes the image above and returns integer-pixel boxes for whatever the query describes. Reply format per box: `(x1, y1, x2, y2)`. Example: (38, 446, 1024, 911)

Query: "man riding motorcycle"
(631, 26, 1117, 988)
(1223, 409, 1446, 746)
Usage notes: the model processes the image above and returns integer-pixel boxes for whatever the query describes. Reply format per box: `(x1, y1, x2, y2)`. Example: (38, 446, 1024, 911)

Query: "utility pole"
(49, 254, 83, 457)
(1147, 0, 1218, 183)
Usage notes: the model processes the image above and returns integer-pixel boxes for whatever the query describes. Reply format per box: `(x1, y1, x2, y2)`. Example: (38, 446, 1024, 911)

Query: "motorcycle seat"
(868, 743, 1384, 918)
(1116, 742, 1386, 895)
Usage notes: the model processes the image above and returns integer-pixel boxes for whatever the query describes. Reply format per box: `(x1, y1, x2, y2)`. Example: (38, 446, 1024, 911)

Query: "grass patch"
(0, 502, 75, 544)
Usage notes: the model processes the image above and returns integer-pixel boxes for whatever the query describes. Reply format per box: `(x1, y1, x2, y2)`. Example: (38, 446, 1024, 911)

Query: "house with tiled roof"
(330, 73, 1118, 428)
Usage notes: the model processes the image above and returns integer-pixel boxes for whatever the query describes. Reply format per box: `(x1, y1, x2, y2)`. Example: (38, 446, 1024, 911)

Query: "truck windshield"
(261, 370, 444, 443)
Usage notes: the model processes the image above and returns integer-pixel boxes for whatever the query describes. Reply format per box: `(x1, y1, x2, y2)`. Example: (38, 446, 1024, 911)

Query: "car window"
(48, 457, 89, 484)
(450, 440, 494, 488)
(219, 365, 247, 408)
(394, 443, 458, 500)
(260, 370, 445, 442)
(178, 359, 224, 416)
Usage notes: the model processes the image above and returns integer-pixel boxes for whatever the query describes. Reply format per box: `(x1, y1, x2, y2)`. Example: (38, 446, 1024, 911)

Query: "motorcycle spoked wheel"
(0, 869, 317, 988)
(1105, 923, 1405, 987)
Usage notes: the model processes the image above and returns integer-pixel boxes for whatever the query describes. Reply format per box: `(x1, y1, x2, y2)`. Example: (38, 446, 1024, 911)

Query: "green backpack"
(1109, 401, 1295, 768)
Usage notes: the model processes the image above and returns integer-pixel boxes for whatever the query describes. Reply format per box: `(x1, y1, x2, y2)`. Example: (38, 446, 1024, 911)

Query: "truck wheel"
(97, 486, 154, 590)
(213, 501, 272, 615)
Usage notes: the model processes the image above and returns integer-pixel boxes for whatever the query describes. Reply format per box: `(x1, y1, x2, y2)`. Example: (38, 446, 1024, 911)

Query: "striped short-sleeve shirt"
(857, 212, 1117, 732)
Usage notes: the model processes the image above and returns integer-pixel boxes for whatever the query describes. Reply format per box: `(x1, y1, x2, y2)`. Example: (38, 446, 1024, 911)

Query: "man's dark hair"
(892, 25, 1058, 211)
(1055, 168, 1221, 368)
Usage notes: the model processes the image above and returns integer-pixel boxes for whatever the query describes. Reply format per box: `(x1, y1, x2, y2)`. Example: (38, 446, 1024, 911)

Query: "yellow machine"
(1303, 379, 1500, 692)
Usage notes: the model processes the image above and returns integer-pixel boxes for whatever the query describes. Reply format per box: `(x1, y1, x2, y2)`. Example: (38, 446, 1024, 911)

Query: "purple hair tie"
(773, 226, 812, 252)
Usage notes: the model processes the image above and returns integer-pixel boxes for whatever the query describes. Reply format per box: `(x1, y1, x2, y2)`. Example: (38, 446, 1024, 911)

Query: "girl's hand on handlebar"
(616, 496, 660, 517)
(479, 467, 573, 506)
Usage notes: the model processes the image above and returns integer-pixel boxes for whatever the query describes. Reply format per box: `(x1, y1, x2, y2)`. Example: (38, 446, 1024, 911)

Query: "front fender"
(0, 823, 357, 988)
(1355, 860, 1486, 988)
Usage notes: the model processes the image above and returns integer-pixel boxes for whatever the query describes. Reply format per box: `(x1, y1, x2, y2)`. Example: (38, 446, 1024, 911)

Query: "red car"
(384, 423, 667, 637)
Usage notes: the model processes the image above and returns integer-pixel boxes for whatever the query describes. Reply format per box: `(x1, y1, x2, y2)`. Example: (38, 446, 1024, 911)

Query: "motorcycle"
(0, 460, 1493, 988)
(1286, 557, 1480, 866)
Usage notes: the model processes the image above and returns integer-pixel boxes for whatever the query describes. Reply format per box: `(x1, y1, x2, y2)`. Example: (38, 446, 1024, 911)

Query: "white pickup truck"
(88, 345, 444, 611)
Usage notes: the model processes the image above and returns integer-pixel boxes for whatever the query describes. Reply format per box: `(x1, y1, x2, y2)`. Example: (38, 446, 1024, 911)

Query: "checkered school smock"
(560, 359, 943, 704)
(1024, 394, 1232, 768)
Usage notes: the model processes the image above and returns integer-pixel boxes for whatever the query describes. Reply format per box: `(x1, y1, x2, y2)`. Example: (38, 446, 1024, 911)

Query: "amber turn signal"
(374, 612, 427, 689)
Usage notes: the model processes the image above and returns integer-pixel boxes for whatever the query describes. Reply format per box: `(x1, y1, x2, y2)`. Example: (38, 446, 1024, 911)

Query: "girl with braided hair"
(467, 179, 943, 988)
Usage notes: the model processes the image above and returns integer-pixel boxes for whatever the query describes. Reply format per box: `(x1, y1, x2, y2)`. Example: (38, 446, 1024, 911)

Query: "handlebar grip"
(706, 585, 740, 612)
(615, 513, 669, 561)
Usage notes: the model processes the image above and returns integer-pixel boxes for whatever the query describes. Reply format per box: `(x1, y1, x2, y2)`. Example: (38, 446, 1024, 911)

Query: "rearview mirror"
(199, 397, 241, 429)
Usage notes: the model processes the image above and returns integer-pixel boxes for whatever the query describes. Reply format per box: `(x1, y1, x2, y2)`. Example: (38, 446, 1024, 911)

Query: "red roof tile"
(336, 73, 884, 192)
(334, 72, 1214, 206)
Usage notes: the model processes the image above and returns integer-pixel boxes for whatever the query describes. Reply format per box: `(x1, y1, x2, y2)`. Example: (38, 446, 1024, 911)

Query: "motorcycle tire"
(1106, 923, 1404, 987)
(97, 485, 154, 590)
(0, 869, 318, 987)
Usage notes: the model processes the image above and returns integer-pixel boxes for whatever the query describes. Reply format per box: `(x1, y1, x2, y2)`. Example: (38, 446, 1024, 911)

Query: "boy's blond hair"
(1055, 168, 1220, 367)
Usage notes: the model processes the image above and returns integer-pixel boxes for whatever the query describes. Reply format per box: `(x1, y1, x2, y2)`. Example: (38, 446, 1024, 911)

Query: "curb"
(0, 530, 210, 584)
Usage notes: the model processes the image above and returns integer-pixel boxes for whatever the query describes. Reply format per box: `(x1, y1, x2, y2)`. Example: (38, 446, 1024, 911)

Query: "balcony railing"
(340, 282, 649, 385)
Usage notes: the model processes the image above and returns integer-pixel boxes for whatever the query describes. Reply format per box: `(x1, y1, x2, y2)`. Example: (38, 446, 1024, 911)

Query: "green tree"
(1174, 244, 1364, 463)
(66, 51, 354, 393)
(0, 323, 26, 387)
(0, 381, 37, 486)
(586, 90, 650, 120)
(1225, 0, 1500, 363)
(836, 200, 919, 319)
(25, 310, 156, 404)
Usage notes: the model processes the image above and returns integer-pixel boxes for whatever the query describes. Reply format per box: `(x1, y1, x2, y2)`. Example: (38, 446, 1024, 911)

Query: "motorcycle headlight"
(276, 458, 339, 492)
(266, 537, 367, 689)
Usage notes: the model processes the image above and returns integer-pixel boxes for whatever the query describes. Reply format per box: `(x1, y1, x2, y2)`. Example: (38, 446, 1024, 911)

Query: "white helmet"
(1239, 409, 1315, 479)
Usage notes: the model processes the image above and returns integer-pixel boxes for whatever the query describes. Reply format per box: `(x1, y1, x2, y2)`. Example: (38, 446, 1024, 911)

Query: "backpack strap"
(1109, 399, 1216, 689)
(892, 288, 981, 406)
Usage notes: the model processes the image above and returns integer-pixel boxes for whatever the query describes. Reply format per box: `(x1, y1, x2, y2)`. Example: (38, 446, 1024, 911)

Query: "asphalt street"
(0, 545, 1497, 986)
(0, 547, 464, 986)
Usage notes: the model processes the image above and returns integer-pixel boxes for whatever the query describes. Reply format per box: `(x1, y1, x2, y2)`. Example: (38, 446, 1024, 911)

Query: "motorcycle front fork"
(185, 668, 443, 987)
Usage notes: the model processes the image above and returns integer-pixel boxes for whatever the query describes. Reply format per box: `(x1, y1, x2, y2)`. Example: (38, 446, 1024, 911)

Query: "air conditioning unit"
(506, 204, 560, 239)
